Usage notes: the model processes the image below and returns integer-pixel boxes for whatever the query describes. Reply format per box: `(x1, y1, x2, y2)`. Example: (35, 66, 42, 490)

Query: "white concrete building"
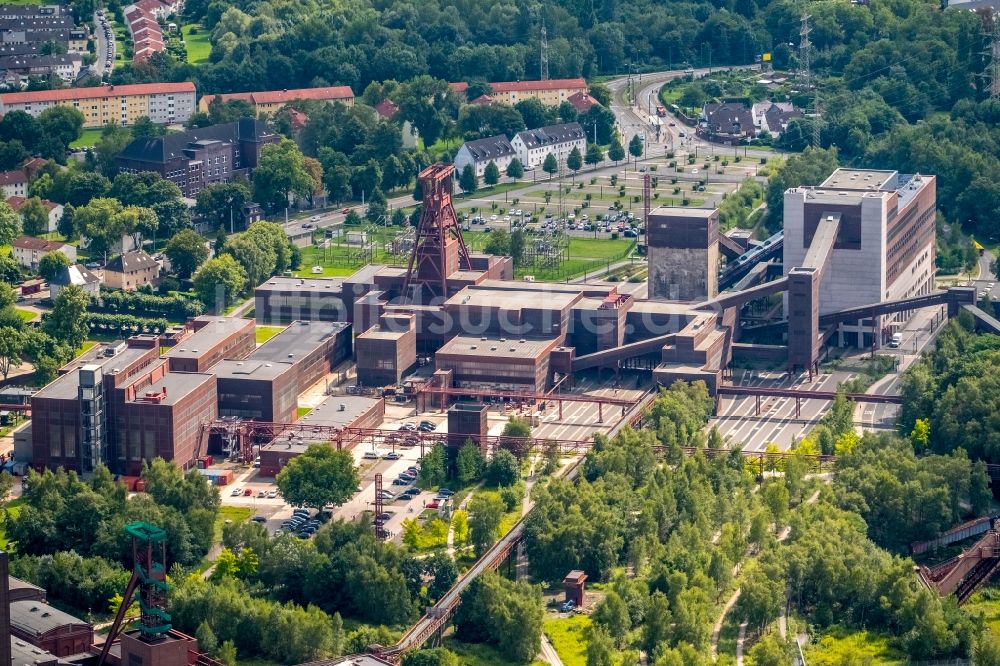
(511, 122, 586, 170)
(751, 101, 801, 137)
(453, 135, 516, 179)
(783, 169, 936, 348)
(11, 236, 76, 269)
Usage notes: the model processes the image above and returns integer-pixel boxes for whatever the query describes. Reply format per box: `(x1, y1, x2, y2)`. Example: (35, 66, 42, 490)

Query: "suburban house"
(198, 86, 355, 116)
(0, 170, 27, 197)
(11, 236, 76, 269)
(116, 118, 280, 197)
(511, 122, 587, 170)
(453, 135, 517, 178)
(566, 91, 599, 115)
(701, 102, 756, 138)
(487, 78, 588, 106)
(103, 250, 160, 291)
(7, 196, 63, 233)
(49, 264, 100, 299)
(750, 101, 802, 137)
(373, 98, 417, 149)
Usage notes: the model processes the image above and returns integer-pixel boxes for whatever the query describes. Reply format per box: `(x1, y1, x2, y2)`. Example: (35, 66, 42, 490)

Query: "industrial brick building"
(646, 207, 719, 302)
(163, 316, 256, 373)
(783, 169, 936, 347)
(116, 118, 280, 197)
(356, 313, 417, 386)
(214, 321, 353, 423)
(258, 395, 384, 476)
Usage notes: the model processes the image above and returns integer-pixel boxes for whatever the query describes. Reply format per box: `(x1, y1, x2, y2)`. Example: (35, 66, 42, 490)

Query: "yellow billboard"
(762, 52, 772, 62)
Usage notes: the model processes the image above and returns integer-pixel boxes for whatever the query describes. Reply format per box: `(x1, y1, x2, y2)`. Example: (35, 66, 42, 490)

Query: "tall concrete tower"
(646, 207, 720, 302)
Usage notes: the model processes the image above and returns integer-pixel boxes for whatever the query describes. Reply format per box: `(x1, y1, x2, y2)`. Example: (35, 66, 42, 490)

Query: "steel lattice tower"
(540, 24, 549, 81)
(400, 164, 473, 301)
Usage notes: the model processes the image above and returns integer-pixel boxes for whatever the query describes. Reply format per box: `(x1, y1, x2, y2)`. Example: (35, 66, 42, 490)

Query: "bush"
(87, 312, 170, 336)
(92, 289, 202, 320)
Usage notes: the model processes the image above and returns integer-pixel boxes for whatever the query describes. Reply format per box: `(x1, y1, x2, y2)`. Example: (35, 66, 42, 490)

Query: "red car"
(341, 208, 350, 214)
(427, 501, 440, 509)
(243, 488, 253, 496)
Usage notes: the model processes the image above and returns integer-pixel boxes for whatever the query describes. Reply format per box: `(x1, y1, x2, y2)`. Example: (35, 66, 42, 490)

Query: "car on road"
(438, 488, 454, 496)
(385, 451, 403, 460)
(376, 512, 392, 522)
(231, 487, 242, 496)
(427, 500, 440, 509)
(363, 450, 379, 459)
(243, 488, 253, 496)
(402, 488, 421, 498)
(392, 478, 409, 486)
(267, 490, 278, 499)
(251, 515, 267, 523)
(302, 222, 313, 229)
(379, 490, 396, 499)
(257, 490, 267, 498)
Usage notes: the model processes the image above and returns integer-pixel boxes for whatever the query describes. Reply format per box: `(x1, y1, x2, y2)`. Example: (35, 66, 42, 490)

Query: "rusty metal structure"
(374, 473, 386, 541)
(401, 163, 473, 300)
(918, 519, 1000, 604)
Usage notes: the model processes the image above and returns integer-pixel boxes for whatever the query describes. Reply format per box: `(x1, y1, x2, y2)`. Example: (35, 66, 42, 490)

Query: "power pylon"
(540, 23, 550, 81)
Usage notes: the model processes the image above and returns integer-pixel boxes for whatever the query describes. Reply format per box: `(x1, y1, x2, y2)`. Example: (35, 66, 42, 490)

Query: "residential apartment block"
(511, 122, 586, 170)
(487, 78, 588, 106)
(0, 82, 197, 128)
(198, 86, 355, 116)
(116, 118, 279, 197)
(453, 135, 516, 178)
(11, 236, 75, 269)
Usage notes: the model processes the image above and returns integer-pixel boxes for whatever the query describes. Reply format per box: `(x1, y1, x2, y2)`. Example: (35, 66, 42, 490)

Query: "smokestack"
(0, 550, 11, 666)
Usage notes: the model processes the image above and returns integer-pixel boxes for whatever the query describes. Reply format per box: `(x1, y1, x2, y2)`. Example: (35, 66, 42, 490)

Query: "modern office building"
(0, 82, 197, 128)
(783, 169, 936, 347)
(116, 118, 280, 197)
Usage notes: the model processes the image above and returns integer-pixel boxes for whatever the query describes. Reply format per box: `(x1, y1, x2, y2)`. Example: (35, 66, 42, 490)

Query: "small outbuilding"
(563, 570, 587, 607)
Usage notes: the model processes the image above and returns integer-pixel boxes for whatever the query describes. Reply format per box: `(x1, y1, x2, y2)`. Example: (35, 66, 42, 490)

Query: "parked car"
(363, 451, 379, 459)
(392, 478, 409, 486)
(243, 488, 253, 496)
(266, 490, 278, 499)
(251, 515, 267, 523)
(257, 490, 267, 498)
(231, 487, 242, 496)
(427, 501, 440, 509)
(438, 488, 454, 496)
(385, 451, 403, 460)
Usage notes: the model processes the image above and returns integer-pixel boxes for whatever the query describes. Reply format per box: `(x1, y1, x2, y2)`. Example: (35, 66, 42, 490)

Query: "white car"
(230, 487, 242, 496)
(490, 214, 498, 221)
(311, 265, 323, 274)
(691, 168, 699, 174)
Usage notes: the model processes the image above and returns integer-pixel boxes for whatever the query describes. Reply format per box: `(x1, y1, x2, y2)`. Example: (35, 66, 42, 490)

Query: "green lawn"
(255, 325, 285, 344)
(0, 498, 25, 549)
(296, 406, 312, 418)
(70, 128, 104, 149)
(803, 628, 905, 666)
(75, 341, 99, 357)
(14, 308, 35, 323)
(543, 615, 590, 666)
(181, 24, 211, 64)
(213, 505, 253, 542)
(964, 587, 1000, 644)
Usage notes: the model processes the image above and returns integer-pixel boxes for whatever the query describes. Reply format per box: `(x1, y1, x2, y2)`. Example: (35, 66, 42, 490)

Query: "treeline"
(900, 318, 1000, 464)
(86, 313, 171, 336)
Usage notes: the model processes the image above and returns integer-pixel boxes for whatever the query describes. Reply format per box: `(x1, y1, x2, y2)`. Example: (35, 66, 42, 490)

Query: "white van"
(888, 332, 903, 348)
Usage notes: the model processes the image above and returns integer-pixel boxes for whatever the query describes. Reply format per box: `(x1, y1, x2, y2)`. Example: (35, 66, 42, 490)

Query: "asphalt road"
(93, 11, 114, 76)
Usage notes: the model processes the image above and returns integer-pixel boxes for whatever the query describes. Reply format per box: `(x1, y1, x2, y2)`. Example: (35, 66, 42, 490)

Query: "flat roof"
(820, 168, 897, 191)
(250, 321, 350, 362)
(649, 205, 718, 218)
(213, 358, 290, 381)
(344, 264, 382, 284)
(265, 396, 382, 452)
(358, 326, 409, 341)
(11, 638, 57, 666)
(35, 345, 153, 399)
(437, 334, 562, 360)
(256, 276, 346, 292)
(125, 368, 214, 406)
(446, 286, 580, 311)
(164, 317, 253, 360)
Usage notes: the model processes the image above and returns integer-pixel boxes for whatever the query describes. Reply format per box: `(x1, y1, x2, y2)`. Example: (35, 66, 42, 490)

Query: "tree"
(643, 591, 672, 660)
(276, 444, 359, 510)
(193, 255, 247, 312)
(44, 284, 90, 349)
(19, 197, 49, 236)
(586, 625, 616, 666)
(37, 251, 70, 281)
(458, 164, 478, 193)
(558, 100, 579, 124)
(542, 152, 558, 176)
(455, 442, 484, 486)
(468, 492, 505, 555)
(585, 143, 604, 169)
(194, 181, 251, 234)
(130, 116, 165, 139)
(566, 146, 582, 180)
(418, 443, 447, 488)
(195, 621, 219, 655)
(737, 563, 783, 633)
(454, 571, 542, 662)
(592, 591, 631, 646)
(628, 134, 644, 165)
(35, 106, 84, 159)
(484, 449, 519, 487)
(0, 326, 23, 380)
(761, 480, 790, 531)
(499, 416, 532, 459)
(483, 160, 500, 187)
(608, 133, 626, 164)
(57, 204, 75, 240)
(402, 648, 458, 666)
(164, 229, 210, 280)
(74, 198, 127, 257)
(506, 158, 524, 179)
(366, 187, 388, 222)
(0, 203, 21, 246)
(252, 139, 317, 213)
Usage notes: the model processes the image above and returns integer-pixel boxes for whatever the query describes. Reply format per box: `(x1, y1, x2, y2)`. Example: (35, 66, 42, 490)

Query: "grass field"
(443, 639, 547, 666)
(0, 498, 25, 549)
(803, 628, 905, 666)
(14, 308, 35, 323)
(181, 24, 211, 64)
(255, 325, 285, 344)
(543, 615, 590, 666)
(213, 505, 253, 542)
(296, 406, 312, 418)
(964, 586, 1000, 644)
(70, 128, 104, 149)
